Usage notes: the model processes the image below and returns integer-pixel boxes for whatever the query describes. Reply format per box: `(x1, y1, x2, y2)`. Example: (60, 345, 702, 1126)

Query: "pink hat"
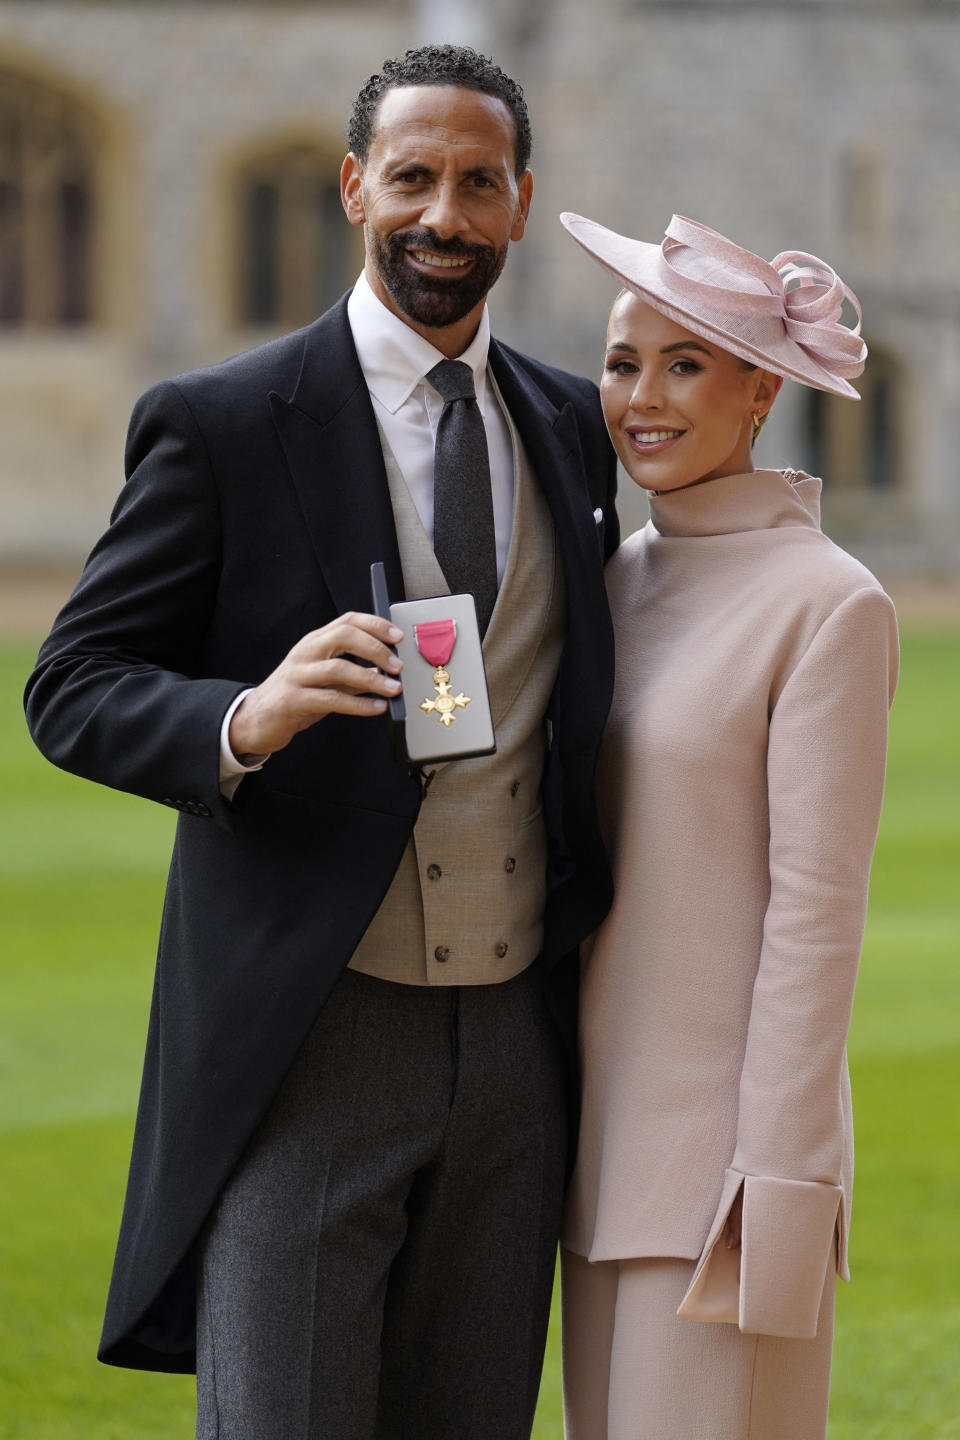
(560, 212, 866, 399)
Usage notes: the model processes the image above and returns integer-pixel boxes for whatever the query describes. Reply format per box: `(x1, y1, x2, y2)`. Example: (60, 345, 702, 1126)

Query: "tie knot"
(427, 358, 477, 404)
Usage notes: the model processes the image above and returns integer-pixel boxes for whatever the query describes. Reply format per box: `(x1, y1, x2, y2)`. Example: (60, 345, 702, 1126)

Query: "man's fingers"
(313, 689, 390, 717)
(297, 656, 402, 696)
(305, 614, 404, 671)
(280, 681, 397, 724)
(341, 610, 403, 644)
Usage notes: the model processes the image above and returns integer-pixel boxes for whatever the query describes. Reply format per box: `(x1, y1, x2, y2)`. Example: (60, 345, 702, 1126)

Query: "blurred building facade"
(1, 0, 957, 573)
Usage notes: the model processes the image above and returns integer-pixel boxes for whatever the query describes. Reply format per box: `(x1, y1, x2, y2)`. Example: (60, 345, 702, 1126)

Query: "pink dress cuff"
(677, 1169, 841, 1339)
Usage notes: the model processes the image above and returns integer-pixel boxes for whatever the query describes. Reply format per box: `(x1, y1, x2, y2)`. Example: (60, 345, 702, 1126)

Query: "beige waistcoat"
(349, 389, 565, 986)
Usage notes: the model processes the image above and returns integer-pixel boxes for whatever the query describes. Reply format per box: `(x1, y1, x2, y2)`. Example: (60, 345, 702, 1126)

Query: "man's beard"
(368, 226, 508, 329)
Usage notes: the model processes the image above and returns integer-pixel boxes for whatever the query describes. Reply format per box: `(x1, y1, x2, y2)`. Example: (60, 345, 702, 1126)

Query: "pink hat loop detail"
(771, 252, 866, 379)
(657, 219, 782, 317)
(665, 215, 785, 298)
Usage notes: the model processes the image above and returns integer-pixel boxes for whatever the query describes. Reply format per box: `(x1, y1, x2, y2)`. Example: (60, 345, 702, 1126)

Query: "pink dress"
(564, 467, 898, 1338)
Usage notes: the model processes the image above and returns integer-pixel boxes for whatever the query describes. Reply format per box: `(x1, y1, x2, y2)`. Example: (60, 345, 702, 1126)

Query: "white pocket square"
(593, 507, 604, 524)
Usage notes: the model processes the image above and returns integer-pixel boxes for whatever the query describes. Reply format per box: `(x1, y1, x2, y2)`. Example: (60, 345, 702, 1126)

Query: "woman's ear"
(752, 370, 784, 417)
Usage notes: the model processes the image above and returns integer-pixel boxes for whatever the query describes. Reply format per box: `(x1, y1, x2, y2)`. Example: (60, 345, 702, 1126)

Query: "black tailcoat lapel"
(269, 296, 406, 615)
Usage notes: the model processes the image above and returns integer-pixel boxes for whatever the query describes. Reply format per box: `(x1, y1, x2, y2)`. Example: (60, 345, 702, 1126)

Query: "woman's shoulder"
(737, 522, 896, 666)
(793, 527, 890, 608)
(767, 469, 890, 601)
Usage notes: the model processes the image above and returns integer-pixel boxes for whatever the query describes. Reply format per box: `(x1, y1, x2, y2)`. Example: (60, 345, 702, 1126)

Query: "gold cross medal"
(415, 619, 471, 727)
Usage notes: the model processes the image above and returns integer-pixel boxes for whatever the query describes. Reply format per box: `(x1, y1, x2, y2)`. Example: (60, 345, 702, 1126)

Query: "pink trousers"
(561, 1249, 835, 1440)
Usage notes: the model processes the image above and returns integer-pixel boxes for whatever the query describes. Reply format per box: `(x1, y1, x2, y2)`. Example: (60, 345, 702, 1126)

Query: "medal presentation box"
(370, 564, 496, 764)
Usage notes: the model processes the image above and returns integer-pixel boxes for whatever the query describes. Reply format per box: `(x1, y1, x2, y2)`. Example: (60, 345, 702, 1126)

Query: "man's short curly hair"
(348, 44, 532, 176)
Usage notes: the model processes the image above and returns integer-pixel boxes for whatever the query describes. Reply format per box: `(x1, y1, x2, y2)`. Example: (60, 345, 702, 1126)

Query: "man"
(25, 44, 617, 1440)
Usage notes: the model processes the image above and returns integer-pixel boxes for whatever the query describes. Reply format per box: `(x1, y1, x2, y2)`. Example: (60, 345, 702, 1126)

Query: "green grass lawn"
(1, 629, 958, 1439)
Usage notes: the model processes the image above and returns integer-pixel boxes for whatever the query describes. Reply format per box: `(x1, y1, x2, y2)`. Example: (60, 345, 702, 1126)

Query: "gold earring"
(751, 412, 765, 443)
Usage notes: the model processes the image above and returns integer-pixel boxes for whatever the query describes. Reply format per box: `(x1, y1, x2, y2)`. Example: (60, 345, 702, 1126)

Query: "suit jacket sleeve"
(679, 585, 899, 1337)
(24, 379, 249, 832)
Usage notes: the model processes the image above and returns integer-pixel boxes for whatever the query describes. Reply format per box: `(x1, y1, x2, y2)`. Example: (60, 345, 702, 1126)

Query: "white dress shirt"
(220, 271, 515, 786)
(347, 270, 515, 579)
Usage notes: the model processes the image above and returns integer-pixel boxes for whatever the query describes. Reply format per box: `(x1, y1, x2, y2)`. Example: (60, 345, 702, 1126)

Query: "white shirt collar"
(347, 270, 492, 416)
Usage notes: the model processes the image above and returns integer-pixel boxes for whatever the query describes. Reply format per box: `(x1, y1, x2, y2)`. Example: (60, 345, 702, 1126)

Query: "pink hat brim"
(560, 212, 863, 400)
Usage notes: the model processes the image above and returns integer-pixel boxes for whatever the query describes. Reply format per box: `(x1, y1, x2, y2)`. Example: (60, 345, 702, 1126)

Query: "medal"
(415, 619, 472, 727)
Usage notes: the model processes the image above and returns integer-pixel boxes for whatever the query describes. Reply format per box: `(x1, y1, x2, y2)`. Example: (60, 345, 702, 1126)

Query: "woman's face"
(600, 292, 780, 493)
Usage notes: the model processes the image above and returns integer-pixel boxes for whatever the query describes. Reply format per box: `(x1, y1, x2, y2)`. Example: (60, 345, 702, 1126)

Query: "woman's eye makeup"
(603, 356, 702, 378)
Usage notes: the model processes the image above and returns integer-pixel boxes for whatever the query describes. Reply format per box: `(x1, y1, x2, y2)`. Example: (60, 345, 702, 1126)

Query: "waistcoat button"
(426, 863, 442, 880)
(495, 941, 509, 959)
(504, 857, 516, 874)
(434, 945, 450, 963)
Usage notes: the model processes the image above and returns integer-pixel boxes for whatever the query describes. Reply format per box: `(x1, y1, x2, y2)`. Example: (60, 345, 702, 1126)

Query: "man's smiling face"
(341, 84, 532, 353)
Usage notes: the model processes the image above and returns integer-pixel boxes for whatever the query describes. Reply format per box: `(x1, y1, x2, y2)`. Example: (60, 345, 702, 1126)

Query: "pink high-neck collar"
(647, 468, 822, 539)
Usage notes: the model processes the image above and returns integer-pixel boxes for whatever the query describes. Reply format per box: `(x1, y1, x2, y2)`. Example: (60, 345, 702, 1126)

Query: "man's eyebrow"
(383, 160, 504, 181)
(385, 159, 436, 176)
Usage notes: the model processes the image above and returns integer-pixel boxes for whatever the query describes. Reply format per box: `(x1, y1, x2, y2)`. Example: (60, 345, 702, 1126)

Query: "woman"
(558, 213, 899, 1439)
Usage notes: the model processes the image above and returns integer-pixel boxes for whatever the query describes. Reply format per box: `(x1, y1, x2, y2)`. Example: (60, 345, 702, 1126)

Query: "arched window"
(0, 69, 96, 327)
(237, 144, 361, 329)
(803, 344, 901, 493)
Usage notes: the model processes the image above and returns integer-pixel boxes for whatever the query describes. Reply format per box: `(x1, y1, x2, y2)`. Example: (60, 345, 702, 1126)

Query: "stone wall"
(0, 0, 956, 573)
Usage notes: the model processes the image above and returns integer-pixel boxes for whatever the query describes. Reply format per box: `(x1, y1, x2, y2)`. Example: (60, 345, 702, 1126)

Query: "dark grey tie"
(427, 359, 498, 635)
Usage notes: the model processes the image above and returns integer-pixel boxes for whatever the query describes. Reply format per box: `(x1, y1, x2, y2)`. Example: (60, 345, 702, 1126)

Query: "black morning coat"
(24, 293, 619, 1373)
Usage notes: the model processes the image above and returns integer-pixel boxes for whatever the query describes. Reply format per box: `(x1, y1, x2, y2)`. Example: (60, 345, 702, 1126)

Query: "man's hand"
(228, 613, 404, 759)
